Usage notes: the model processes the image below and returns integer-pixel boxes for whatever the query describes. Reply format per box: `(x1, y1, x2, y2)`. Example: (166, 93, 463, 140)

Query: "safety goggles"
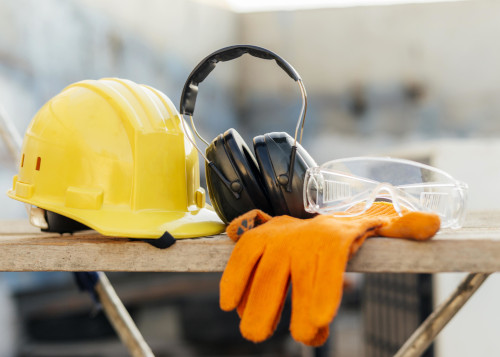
(304, 157, 468, 229)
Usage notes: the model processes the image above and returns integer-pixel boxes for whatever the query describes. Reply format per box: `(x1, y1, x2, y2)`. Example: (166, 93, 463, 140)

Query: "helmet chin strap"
(29, 205, 175, 249)
(140, 231, 176, 249)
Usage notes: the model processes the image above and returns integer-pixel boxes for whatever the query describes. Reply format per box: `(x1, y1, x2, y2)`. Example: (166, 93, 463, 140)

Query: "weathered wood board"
(0, 211, 498, 273)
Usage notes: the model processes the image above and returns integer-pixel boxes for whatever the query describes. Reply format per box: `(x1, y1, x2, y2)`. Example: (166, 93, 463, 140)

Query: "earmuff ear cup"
(254, 132, 317, 218)
(206, 129, 272, 224)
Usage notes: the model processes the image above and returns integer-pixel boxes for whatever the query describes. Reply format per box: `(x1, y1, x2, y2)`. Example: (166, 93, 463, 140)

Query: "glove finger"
(239, 248, 291, 343)
(237, 270, 291, 338)
(309, 220, 380, 327)
(309, 249, 350, 328)
(236, 263, 255, 318)
(378, 211, 440, 240)
(220, 231, 266, 311)
(270, 279, 290, 333)
(303, 325, 330, 347)
(289, 251, 319, 343)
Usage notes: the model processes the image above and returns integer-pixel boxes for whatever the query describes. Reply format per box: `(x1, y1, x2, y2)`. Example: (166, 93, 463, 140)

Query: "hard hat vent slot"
(21, 154, 24, 168)
(36, 157, 41, 171)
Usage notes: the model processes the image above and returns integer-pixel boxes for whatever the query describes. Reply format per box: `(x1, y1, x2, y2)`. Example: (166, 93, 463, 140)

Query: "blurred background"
(0, 0, 500, 356)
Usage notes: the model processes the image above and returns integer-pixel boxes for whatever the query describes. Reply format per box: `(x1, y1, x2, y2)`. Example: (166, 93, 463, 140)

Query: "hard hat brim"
(8, 190, 226, 239)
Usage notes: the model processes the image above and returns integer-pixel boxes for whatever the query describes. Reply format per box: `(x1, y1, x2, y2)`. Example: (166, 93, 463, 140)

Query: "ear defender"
(253, 132, 317, 218)
(179, 45, 317, 223)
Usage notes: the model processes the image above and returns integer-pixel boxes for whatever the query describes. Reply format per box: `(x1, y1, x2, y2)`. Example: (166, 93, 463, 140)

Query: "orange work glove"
(220, 202, 440, 346)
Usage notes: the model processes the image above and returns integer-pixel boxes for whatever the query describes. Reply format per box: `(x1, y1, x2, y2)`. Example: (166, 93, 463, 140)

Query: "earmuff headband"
(180, 45, 301, 116)
(179, 45, 308, 196)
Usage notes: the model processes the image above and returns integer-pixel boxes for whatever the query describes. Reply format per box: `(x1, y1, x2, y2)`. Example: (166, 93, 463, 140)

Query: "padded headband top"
(179, 45, 301, 116)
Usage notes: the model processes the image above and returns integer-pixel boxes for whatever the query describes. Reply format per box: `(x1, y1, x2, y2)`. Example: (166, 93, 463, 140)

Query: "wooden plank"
(0, 211, 498, 273)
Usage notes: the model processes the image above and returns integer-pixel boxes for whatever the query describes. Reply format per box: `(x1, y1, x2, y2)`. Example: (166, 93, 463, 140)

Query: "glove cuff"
(226, 209, 272, 242)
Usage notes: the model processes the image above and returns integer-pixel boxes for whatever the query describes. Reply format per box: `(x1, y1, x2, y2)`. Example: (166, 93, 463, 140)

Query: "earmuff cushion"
(222, 129, 272, 214)
(206, 134, 241, 224)
(254, 132, 317, 218)
(205, 130, 272, 223)
(253, 133, 288, 215)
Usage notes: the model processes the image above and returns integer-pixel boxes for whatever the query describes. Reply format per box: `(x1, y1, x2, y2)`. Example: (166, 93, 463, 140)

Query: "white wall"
(237, 0, 500, 162)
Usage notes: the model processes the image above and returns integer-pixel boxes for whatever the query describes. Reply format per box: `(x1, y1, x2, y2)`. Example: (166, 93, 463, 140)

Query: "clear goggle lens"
(304, 157, 468, 229)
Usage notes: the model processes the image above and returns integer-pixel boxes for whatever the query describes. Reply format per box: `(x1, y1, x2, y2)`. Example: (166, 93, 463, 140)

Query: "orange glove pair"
(220, 202, 440, 346)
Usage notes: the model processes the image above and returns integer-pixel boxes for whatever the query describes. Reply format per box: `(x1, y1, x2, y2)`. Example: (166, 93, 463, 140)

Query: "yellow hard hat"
(7, 78, 225, 239)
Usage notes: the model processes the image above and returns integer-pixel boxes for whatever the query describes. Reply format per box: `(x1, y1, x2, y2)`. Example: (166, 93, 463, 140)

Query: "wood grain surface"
(0, 211, 498, 273)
